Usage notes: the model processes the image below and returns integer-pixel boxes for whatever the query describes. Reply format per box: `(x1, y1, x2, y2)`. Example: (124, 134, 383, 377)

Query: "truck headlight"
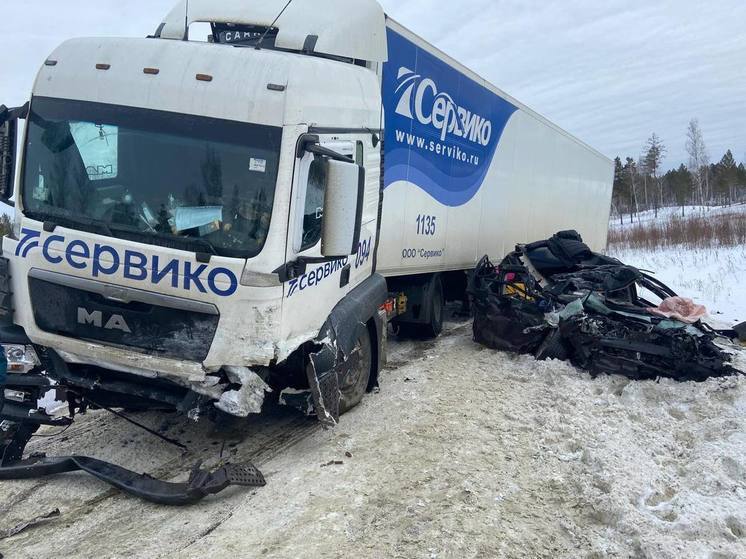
(2, 344, 41, 374)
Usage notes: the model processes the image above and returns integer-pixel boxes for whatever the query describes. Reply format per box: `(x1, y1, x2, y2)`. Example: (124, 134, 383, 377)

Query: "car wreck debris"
(215, 366, 273, 417)
(0, 508, 60, 540)
(0, 454, 266, 506)
(469, 231, 742, 382)
(0, 344, 267, 505)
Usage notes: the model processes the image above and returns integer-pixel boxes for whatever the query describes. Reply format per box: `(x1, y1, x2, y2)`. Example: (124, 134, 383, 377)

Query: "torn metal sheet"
(215, 367, 272, 417)
(307, 336, 341, 427)
(277, 276, 387, 424)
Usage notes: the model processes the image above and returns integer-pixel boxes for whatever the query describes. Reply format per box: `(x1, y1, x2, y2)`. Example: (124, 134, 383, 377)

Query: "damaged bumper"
(0, 325, 267, 506)
(0, 322, 273, 422)
(1, 325, 73, 463)
(0, 455, 265, 506)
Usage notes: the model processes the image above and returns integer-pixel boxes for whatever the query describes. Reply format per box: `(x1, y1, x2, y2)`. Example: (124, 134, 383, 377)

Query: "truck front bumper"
(0, 324, 267, 505)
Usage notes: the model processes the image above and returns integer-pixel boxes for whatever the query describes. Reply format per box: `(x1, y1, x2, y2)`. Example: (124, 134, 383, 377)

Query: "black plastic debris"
(0, 455, 265, 506)
(735, 321, 746, 344)
(469, 231, 741, 382)
(1, 352, 266, 506)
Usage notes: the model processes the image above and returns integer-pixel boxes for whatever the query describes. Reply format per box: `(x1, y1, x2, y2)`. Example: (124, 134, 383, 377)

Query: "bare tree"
(685, 119, 708, 205)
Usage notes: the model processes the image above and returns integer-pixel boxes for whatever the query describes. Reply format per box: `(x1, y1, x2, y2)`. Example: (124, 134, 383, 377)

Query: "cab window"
(301, 157, 327, 251)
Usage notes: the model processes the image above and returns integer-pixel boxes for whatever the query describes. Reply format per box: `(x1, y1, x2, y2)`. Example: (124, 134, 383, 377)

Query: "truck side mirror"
(321, 159, 365, 258)
(0, 103, 28, 207)
(0, 109, 18, 206)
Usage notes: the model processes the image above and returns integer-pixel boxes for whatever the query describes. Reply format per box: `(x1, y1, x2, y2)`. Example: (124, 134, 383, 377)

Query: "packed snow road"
(1, 314, 745, 559)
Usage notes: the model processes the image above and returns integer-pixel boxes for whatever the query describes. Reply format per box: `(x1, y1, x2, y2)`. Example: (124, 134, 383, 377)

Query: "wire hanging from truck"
(254, 0, 294, 49)
(182, 0, 190, 40)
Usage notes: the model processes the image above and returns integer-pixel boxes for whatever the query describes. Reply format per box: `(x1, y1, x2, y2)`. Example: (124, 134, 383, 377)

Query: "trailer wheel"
(338, 327, 373, 414)
(394, 276, 445, 340)
(420, 277, 445, 338)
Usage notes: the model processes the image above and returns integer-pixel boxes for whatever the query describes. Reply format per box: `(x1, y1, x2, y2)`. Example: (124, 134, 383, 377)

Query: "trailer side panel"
(377, 20, 613, 278)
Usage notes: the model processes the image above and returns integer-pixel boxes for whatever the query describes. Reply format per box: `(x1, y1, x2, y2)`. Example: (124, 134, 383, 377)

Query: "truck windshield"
(22, 97, 282, 258)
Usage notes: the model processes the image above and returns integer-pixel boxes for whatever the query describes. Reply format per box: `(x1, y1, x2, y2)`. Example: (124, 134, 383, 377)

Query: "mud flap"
(307, 334, 341, 427)
(304, 275, 387, 426)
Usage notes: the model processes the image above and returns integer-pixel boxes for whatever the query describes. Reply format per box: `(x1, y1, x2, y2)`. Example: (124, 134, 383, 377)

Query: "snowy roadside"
(3, 225, 746, 557)
(607, 243, 746, 326)
(2, 316, 745, 559)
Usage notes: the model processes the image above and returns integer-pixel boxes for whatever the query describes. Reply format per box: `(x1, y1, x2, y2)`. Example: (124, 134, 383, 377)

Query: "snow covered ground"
(606, 204, 746, 327)
(608, 245, 746, 327)
(2, 313, 745, 558)
(2, 207, 745, 558)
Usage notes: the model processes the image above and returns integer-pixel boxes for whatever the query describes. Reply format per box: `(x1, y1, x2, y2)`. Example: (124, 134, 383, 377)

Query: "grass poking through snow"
(608, 208, 746, 250)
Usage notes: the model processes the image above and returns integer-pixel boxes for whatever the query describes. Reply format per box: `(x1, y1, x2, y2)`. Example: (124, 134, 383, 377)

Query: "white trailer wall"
(377, 19, 613, 278)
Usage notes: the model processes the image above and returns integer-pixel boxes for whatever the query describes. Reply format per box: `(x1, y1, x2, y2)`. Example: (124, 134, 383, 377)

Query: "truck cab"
(0, 0, 390, 439)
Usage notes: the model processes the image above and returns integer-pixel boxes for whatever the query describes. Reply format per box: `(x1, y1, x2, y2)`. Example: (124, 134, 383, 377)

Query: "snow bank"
(608, 245, 746, 326)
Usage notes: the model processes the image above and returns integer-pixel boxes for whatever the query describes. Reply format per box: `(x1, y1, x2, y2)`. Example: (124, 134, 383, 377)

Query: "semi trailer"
(0, 0, 613, 460)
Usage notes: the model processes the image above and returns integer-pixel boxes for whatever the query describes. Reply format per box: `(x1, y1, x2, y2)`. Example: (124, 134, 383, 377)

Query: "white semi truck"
(0, 0, 613, 454)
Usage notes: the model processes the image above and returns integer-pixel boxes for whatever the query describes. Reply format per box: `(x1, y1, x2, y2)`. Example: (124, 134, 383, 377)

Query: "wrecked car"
(469, 231, 744, 382)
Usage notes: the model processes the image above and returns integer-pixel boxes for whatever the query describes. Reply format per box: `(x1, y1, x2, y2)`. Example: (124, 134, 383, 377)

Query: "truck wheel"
(420, 277, 445, 339)
(338, 327, 373, 414)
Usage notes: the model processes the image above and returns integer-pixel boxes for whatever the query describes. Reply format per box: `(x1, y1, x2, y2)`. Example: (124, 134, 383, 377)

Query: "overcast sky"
(2, 0, 744, 168)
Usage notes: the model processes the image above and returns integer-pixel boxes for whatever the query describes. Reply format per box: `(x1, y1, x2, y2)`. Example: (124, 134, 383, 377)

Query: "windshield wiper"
(25, 210, 220, 260)
(25, 211, 113, 237)
(106, 224, 219, 259)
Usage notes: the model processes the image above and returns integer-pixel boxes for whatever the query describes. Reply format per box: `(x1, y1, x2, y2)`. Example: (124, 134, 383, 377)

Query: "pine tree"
(667, 164, 693, 216)
(623, 157, 639, 221)
(643, 133, 666, 215)
(612, 157, 626, 224)
(715, 150, 738, 205)
(738, 162, 746, 187)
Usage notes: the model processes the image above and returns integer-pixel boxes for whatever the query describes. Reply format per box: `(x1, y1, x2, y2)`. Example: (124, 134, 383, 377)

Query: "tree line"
(611, 119, 746, 223)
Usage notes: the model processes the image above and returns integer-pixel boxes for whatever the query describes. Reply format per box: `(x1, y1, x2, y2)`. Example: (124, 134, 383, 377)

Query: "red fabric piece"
(648, 297, 707, 324)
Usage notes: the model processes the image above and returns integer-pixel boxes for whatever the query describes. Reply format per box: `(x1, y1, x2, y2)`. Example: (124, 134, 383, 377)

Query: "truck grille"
(28, 273, 219, 362)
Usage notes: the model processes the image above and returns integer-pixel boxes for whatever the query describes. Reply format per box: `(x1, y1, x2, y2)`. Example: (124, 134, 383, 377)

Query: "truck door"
(280, 140, 358, 343)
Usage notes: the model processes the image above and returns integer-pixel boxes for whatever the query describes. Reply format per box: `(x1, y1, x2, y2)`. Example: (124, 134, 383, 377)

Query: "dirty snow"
(2, 310, 745, 558)
(3, 208, 746, 557)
